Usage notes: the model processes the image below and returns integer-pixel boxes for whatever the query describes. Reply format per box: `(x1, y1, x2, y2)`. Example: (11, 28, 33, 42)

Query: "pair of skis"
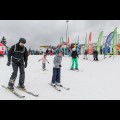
(43, 69, 48, 71)
(48, 83, 70, 92)
(2, 85, 39, 99)
(2, 83, 70, 98)
(69, 69, 83, 72)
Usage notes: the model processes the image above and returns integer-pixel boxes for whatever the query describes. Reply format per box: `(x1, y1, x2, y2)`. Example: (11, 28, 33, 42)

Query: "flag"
(74, 42, 77, 49)
(68, 37, 70, 46)
(97, 31, 104, 53)
(84, 33, 88, 51)
(77, 35, 80, 54)
(113, 27, 117, 55)
(60, 37, 62, 43)
(88, 32, 93, 54)
(104, 32, 114, 56)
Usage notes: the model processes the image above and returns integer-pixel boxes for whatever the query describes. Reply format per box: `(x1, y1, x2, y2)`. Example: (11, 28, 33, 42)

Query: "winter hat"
(19, 38, 26, 44)
(58, 50, 63, 54)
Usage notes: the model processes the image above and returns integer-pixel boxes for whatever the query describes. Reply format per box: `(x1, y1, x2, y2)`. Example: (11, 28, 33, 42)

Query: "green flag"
(113, 27, 117, 55)
(62, 37, 64, 43)
(97, 31, 104, 53)
(84, 33, 87, 51)
(60, 37, 62, 43)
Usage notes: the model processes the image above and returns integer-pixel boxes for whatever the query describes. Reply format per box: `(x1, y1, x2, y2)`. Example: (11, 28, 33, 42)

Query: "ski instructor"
(7, 38, 28, 90)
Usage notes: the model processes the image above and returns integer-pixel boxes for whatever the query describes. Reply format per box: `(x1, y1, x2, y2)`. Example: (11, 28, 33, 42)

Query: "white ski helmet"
(72, 48, 76, 51)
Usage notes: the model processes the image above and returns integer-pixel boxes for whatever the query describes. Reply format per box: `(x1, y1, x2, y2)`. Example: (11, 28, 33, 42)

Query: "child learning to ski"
(38, 54, 49, 71)
(51, 50, 63, 87)
(70, 48, 79, 71)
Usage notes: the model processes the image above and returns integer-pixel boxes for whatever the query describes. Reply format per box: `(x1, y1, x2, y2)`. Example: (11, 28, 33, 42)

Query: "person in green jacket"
(70, 48, 79, 70)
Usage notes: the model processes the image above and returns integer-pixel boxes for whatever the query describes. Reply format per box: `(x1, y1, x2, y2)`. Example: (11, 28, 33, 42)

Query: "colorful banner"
(113, 27, 117, 55)
(84, 33, 88, 51)
(60, 37, 62, 43)
(88, 32, 93, 54)
(104, 32, 114, 56)
(97, 31, 104, 53)
(68, 37, 70, 46)
(74, 42, 77, 49)
(77, 36, 80, 54)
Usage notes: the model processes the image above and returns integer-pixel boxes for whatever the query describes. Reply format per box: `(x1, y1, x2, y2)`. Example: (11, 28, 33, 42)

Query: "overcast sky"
(0, 20, 120, 49)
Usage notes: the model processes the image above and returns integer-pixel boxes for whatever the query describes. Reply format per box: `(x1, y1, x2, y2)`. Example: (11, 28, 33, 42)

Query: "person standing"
(46, 48, 49, 55)
(93, 49, 98, 61)
(7, 38, 28, 90)
(70, 48, 79, 70)
(51, 50, 63, 87)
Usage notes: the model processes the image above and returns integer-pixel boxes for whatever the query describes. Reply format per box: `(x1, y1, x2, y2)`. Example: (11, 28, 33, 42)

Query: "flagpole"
(66, 20, 69, 55)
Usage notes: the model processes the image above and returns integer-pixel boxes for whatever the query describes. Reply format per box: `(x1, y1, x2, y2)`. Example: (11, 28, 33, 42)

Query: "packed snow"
(0, 55, 120, 100)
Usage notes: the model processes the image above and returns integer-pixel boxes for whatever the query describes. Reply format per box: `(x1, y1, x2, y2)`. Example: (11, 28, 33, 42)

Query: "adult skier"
(7, 38, 28, 90)
(93, 49, 98, 61)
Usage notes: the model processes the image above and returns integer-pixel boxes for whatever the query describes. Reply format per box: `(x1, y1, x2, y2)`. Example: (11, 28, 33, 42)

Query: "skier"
(7, 38, 28, 90)
(51, 50, 63, 87)
(100, 47, 103, 55)
(46, 48, 49, 55)
(50, 49, 53, 56)
(93, 49, 98, 61)
(70, 48, 79, 70)
(83, 50, 88, 60)
(38, 54, 49, 71)
(118, 50, 120, 55)
(56, 45, 62, 55)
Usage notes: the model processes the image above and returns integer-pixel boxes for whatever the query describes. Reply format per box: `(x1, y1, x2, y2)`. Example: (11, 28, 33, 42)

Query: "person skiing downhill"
(70, 48, 79, 70)
(7, 38, 28, 90)
(51, 50, 63, 87)
(38, 54, 49, 71)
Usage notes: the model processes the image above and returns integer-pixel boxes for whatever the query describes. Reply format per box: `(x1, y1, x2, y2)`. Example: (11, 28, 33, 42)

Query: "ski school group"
(2, 26, 118, 98)
(3, 37, 82, 98)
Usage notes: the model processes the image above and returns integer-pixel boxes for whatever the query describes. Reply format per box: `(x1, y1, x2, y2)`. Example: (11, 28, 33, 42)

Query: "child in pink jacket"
(38, 54, 49, 71)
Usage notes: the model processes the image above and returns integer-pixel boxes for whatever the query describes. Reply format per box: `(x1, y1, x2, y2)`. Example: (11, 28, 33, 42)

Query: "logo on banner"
(0, 46, 5, 51)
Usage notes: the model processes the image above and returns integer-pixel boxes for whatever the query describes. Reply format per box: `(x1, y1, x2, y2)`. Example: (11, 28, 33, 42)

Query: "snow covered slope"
(0, 55, 120, 100)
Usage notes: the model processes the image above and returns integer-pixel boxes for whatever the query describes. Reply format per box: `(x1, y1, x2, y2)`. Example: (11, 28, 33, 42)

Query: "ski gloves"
(7, 61, 27, 68)
(59, 65, 62, 67)
(25, 62, 27, 68)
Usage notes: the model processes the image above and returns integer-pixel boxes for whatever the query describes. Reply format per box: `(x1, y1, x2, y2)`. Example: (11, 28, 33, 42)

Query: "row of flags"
(59, 27, 118, 55)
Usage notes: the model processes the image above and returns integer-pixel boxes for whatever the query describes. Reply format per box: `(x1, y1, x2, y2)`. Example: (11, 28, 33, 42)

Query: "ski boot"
(51, 83, 56, 87)
(56, 83, 63, 87)
(75, 68, 79, 70)
(70, 68, 74, 71)
(43, 69, 46, 71)
(7, 85, 14, 91)
(17, 84, 26, 90)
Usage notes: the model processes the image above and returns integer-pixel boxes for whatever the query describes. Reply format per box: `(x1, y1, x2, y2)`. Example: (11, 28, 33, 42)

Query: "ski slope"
(0, 55, 120, 100)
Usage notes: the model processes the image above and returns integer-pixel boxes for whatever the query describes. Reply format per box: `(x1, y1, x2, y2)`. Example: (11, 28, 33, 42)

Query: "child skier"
(38, 54, 49, 71)
(71, 48, 79, 70)
(51, 50, 63, 87)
